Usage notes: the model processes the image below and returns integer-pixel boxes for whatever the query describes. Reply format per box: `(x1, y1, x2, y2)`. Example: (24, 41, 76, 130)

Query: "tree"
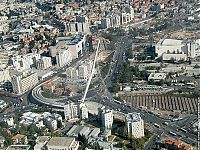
(35, 34, 43, 41)
(78, 134, 88, 148)
(117, 126, 127, 138)
(115, 142, 124, 148)
(0, 128, 12, 147)
(135, 138, 145, 149)
(140, 70, 149, 80)
(188, 59, 192, 65)
(91, 142, 101, 150)
(127, 48, 133, 59)
(157, 79, 164, 86)
(109, 83, 119, 93)
(17, 125, 26, 135)
(129, 28, 138, 37)
(169, 57, 176, 63)
(119, 62, 132, 83)
(29, 41, 35, 49)
(148, 79, 154, 85)
(177, 59, 185, 64)
(87, 35, 93, 51)
(107, 42, 115, 50)
(29, 124, 36, 136)
(130, 65, 140, 77)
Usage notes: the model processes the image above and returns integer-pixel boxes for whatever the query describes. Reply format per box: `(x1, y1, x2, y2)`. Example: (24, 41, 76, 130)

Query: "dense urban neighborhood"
(0, 0, 199, 150)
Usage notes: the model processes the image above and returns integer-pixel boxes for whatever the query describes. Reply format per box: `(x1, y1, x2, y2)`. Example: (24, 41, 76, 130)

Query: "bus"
(179, 128, 187, 133)
(114, 99, 122, 105)
(154, 123, 160, 128)
(163, 122, 169, 126)
(169, 131, 177, 136)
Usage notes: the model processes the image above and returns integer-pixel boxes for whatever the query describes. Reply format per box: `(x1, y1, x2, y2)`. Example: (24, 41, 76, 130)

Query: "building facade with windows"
(126, 113, 144, 138)
(98, 106, 113, 129)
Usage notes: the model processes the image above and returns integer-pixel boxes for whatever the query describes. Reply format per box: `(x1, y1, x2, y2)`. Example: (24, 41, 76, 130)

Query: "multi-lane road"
(1, 30, 198, 149)
(95, 36, 198, 149)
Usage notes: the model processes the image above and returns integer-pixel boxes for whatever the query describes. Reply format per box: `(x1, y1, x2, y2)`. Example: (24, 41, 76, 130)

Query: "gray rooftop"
(67, 125, 100, 138)
(6, 145, 30, 150)
(46, 137, 74, 147)
(126, 113, 142, 122)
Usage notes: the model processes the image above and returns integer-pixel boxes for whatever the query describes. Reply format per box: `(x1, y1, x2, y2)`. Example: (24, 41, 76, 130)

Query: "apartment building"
(0, 16, 9, 32)
(55, 33, 86, 60)
(64, 102, 79, 120)
(79, 102, 88, 120)
(0, 49, 9, 68)
(98, 106, 113, 129)
(66, 67, 78, 80)
(44, 117, 57, 131)
(11, 72, 38, 95)
(11, 53, 41, 71)
(64, 102, 88, 120)
(0, 68, 10, 83)
(65, 22, 90, 34)
(56, 47, 72, 67)
(36, 57, 52, 69)
(126, 113, 144, 138)
(78, 65, 88, 80)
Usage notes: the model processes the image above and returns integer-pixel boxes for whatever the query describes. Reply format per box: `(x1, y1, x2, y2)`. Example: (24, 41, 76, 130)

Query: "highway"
(6, 18, 198, 149)
(94, 36, 198, 148)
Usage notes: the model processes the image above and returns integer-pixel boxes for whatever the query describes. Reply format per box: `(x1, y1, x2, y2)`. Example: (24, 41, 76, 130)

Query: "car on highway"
(154, 123, 160, 128)
(179, 128, 187, 133)
(163, 122, 169, 126)
(169, 131, 177, 136)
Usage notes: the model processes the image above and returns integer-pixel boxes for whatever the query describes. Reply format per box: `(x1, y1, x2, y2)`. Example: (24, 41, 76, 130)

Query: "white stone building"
(11, 71, 38, 95)
(0, 68, 10, 83)
(155, 39, 188, 57)
(78, 65, 88, 80)
(79, 102, 88, 120)
(65, 22, 90, 34)
(66, 67, 78, 80)
(64, 102, 79, 120)
(56, 47, 72, 67)
(162, 53, 187, 61)
(64, 102, 88, 120)
(46, 137, 79, 150)
(155, 38, 200, 59)
(0, 49, 9, 69)
(98, 106, 113, 129)
(11, 53, 41, 71)
(126, 113, 144, 138)
(0, 16, 9, 32)
(56, 34, 86, 60)
(44, 117, 57, 131)
(148, 73, 166, 82)
(36, 57, 52, 69)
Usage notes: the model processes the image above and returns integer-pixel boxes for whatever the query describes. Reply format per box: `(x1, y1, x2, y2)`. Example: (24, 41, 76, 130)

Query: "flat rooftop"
(158, 39, 183, 46)
(6, 145, 30, 150)
(126, 113, 142, 122)
(47, 137, 74, 147)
